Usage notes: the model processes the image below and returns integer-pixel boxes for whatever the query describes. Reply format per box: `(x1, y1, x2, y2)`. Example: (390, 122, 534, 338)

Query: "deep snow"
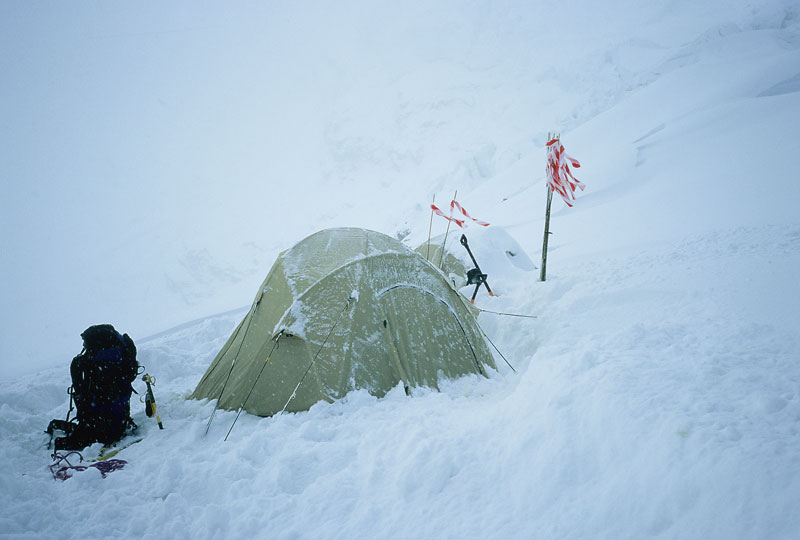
(1, 1, 799, 539)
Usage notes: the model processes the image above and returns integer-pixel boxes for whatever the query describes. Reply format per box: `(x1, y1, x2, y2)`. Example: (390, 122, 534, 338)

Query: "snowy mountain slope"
(2, 1, 800, 539)
(2, 0, 796, 377)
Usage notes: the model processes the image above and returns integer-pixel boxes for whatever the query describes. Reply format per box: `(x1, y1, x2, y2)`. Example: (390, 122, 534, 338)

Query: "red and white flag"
(431, 200, 489, 228)
(546, 138, 584, 207)
(431, 203, 465, 227)
(450, 200, 490, 227)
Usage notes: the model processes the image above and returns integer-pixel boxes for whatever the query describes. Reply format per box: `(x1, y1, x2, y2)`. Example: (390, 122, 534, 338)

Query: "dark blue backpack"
(69, 325, 138, 445)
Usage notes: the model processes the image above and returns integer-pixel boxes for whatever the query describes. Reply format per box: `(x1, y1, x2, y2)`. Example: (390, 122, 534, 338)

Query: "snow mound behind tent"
(416, 226, 535, 293)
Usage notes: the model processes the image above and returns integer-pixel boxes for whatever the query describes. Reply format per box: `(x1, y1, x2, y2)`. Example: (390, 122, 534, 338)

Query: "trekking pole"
(142, 374, 164, 429)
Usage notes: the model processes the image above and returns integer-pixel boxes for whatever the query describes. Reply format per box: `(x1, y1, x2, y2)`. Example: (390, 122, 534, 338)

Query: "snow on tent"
(191, 227, 496, 417)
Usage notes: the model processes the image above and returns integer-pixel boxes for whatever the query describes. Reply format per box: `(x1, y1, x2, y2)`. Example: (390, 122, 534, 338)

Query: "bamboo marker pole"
(439, 189, 457, 269)
(540, 133, 557, 282)
(426, 194, 435, 262)
(540, 185, 553, 282)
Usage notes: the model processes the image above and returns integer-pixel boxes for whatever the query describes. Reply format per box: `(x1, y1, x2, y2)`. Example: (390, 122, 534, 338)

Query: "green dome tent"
(191, 227, 496, 417)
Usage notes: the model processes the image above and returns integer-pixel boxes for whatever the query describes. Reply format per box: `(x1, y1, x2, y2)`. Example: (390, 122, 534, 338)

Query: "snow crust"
(1, 1, 799, 538)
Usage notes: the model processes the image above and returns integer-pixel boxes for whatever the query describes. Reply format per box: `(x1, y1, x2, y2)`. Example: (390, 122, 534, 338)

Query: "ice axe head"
(467, 268, 486, 285)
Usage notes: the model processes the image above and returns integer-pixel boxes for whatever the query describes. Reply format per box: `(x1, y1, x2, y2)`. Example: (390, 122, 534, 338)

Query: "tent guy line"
(279, 295, 357, 416)
(225, 330, 285, 441)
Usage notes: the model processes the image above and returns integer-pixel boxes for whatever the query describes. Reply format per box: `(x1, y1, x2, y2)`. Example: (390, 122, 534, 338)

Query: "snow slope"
(2, 1, 799, 539)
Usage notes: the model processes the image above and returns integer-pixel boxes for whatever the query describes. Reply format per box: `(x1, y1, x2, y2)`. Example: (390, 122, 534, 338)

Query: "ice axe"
(142, 374, 164, 429)
(460, 234, 495, 303)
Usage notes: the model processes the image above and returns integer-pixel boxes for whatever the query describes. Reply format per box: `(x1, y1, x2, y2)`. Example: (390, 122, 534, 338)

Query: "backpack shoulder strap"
(121, 333, 138, 383)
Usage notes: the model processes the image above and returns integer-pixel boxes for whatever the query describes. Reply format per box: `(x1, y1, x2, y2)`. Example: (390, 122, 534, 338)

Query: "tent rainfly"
(191, 227, 496, 417)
